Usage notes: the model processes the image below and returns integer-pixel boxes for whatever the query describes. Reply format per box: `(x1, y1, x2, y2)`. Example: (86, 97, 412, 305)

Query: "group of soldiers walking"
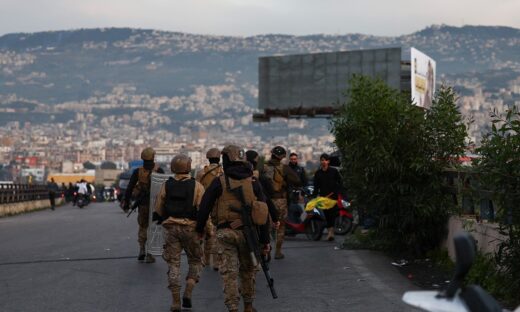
(122, 144, 306, 312)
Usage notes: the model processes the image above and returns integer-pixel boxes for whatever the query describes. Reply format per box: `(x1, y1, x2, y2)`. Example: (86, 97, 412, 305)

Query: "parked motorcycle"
(334, 194, 354, 235)
(285, 187, 327, 241)
(402, 231, 505, 312)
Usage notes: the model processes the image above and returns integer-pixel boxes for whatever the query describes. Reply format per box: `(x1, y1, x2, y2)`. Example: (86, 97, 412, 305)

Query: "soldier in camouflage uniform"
(122, 147, 164, 263)
(261, 146, 301, 259)
(154, 154, 205, 312)
(196, 145, 271, 312)
(195, 148, 224, 270)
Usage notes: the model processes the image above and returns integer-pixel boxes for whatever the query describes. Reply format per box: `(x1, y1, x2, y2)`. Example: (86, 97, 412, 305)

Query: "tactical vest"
(264, 162, 286, 195)
(164, 177, 197, 220)
(132, 165, 160, 199)
(212, 175, 256, 226)
(200, 164, 223, 189)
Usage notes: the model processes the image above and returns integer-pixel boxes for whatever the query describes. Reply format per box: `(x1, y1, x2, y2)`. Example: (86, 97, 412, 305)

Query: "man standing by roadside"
(288, 153, 307, 187)
(313, 153, 343, 241)
(288, 152, 307, 205)
(262, 146, 301, 259)
(47, 178, 59, 210)
(154, 154, 204, 312)
(122, 147, 164, 263)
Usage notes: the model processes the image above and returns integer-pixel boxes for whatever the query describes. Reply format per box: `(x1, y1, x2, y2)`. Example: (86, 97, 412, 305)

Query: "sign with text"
(411, 48, 436, 109)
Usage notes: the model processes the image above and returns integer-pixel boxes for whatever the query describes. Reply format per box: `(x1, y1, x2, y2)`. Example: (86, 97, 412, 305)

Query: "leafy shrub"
(331, 75, 467, 255)
(474, 106, 520, 306)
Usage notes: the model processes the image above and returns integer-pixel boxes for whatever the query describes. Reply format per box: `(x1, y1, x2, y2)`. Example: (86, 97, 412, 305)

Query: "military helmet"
(206, 148, 221, 159)
(221, 145, 245, 162)
(271, 146, 287, 158)
(171, 154, 192, 174)
(141, 147, 156, 161)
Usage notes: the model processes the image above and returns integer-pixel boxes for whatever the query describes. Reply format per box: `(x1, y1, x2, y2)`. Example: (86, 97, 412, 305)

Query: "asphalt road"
(0, 202, 419, 312)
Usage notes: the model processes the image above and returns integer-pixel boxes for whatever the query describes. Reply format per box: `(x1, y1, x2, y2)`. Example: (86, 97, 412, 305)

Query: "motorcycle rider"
(153, 154, 204, 312)
(313, 153, 342, 241)
(195, 148, 223, 271)
(122, 147, 165, 263)
(195, 145, 271, 312)
(77, 179, 89, 202)
(262, 146, 301, 259)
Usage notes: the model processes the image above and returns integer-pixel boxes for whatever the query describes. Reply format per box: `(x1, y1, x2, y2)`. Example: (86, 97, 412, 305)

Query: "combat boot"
(137, 247, 146, 262)
(170, 290, 181, 312)
(144, 253, 155, 263)
(243, 302, 257, 312)
(274, 241, 284, 259)
(326, 227, 335, 241)
(182, 278, 196, 309)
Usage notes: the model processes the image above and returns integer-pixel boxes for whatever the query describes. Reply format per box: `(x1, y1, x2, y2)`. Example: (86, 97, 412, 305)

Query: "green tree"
(473, 106, 520, 305)
(331, 75, 467, 254)
(425, 85, 469, 166)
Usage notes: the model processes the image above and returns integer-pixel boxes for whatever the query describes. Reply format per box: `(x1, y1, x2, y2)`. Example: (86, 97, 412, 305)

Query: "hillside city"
(1, 25, 520, 183)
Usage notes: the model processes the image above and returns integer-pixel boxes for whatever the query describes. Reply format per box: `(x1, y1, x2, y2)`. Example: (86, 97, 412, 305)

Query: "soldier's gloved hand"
(120, 200, 129, 212)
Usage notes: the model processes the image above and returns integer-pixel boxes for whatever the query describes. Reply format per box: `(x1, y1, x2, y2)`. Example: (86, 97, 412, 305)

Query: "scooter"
(76, 194, 87, 208)
(334, 194, 354, 235)
(402, 231, 505, 312)
(285, 188, 327, 241)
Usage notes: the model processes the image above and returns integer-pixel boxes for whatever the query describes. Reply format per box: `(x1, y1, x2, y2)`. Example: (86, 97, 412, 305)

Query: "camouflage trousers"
(162, 224, 203, 294)
(137, 204, 149, 249)
(204, 222, 218, 268)
(272, 198, 288, 248)
(217, 228, 258, 311)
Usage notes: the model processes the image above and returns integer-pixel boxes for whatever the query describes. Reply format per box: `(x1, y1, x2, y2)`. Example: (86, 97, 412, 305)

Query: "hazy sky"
(1, 0, 519, 37)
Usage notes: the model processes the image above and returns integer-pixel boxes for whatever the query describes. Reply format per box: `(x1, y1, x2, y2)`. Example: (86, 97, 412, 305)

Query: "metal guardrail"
(0, 184, 49, 204)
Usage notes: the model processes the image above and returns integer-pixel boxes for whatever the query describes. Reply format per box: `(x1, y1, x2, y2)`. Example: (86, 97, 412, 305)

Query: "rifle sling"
(201, 165, 221, 182)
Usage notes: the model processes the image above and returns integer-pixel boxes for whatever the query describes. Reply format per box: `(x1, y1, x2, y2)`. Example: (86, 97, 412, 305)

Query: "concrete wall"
(444, 216, 506, 261)
(0, 198, 64, 217)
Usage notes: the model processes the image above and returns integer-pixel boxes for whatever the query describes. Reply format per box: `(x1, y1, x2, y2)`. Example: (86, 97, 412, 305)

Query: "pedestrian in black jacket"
(313, 153, 342, 241)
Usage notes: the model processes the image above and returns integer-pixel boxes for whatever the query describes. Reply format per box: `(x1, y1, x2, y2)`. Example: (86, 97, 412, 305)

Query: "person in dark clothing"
(72, 181, 80, 206)
(288, 152, 307, 204)
(196, 145, 270, 312)
(313, 153, 342, 241)
(47, 178, 59, 210)
(288, 153, 307, 187)
(66, 182, 73, 203)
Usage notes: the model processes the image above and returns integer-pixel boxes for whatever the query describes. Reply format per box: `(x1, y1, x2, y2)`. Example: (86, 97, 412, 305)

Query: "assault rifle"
(126, 191, 149, 218)
(229, 183, 278, 299)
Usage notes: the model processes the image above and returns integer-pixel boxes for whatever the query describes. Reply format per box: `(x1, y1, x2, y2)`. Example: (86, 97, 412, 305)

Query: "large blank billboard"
(259, 47, 402, 111)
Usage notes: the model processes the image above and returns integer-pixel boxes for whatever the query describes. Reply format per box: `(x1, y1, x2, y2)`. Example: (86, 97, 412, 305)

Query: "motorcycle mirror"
(441, 232, 476, 298)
